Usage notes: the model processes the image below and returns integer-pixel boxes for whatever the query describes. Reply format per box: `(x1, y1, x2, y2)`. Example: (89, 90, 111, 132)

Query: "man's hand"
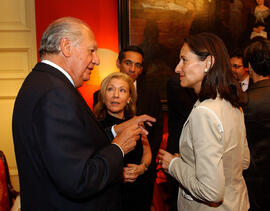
(112, 123, 141, 155)
(114, 115, 156, 135)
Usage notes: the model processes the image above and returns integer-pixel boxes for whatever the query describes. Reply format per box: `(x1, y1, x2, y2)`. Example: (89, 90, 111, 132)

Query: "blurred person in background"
(243, 37, 270, 211)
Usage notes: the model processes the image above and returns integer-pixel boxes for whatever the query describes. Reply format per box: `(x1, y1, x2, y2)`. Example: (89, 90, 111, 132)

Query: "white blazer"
(169, 97, 250, 211)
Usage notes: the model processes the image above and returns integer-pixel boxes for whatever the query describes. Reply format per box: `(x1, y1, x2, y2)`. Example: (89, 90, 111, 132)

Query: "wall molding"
(0, 0, 30, 31)
(0, 47, 31, 79)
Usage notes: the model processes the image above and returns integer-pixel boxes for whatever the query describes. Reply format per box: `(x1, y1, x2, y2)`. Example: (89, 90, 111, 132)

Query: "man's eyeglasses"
(231, 64, 243, 69)
(124, 60, 143, 69)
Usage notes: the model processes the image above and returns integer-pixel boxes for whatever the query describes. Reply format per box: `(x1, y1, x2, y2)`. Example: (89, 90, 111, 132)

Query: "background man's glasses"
(231, 64, 243, 69)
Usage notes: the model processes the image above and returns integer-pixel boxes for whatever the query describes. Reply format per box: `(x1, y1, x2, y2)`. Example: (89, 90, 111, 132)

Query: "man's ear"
(59, 37, 72, 57)
(244, 67, 249, 73)
(116, 59, 120, 68)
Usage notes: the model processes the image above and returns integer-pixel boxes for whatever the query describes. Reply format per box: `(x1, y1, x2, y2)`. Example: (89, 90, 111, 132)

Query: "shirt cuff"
(112, 143, 124, 157)
(168, 157, 179, 174)
(111, 125, 117, 137)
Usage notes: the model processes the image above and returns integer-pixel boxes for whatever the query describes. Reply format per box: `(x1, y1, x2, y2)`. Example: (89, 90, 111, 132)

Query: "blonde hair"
(94, 72, 137, 120)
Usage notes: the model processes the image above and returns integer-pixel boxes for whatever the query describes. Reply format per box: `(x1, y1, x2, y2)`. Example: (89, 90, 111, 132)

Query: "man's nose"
(129, 64, 136, 72)
(92, 53, 100, 66)
(231, 67, 237, 72)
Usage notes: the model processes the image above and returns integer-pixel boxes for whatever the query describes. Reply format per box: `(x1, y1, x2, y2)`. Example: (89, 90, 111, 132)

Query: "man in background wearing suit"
(94, 46, 163, 210)
(12, 17, 155, 211)
(230, 48, 253, 92)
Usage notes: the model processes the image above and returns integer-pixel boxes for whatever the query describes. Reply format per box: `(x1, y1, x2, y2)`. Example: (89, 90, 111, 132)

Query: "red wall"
(35, 0, 119, 108)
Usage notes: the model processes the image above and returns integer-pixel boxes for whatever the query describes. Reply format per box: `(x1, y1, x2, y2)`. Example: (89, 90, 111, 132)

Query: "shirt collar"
(133, 80, 137, 90)
(241, 76, 249, 85)
(241, 76, 249, 92)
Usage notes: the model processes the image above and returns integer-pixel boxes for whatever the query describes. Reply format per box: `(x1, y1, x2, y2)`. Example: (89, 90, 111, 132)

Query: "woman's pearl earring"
(204, 68, 208, 73)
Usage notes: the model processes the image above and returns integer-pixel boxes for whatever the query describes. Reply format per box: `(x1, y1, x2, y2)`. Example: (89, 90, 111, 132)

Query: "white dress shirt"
(241, 76, 250, 92)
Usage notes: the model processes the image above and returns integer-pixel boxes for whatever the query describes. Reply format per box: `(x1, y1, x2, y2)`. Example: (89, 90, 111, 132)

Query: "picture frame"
(118, 0, 262, 106)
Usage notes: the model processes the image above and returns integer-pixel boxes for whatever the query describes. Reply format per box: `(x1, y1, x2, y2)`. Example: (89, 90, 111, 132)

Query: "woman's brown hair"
(184, 32, 242, 108)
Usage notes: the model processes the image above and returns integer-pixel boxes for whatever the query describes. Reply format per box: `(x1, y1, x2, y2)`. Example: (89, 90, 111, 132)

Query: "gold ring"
(158, 160, 162, 164)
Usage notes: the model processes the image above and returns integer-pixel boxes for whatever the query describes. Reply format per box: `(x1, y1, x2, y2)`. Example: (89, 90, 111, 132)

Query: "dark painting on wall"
(118, 0, 268, 102)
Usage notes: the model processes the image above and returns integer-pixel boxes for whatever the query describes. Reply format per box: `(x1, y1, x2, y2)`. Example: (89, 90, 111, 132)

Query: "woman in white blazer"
(158, 32, 250, 211)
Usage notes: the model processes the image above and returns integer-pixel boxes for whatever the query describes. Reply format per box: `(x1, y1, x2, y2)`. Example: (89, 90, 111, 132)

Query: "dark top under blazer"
(12, 63, 123, 211)
(100, 113, 145, 211)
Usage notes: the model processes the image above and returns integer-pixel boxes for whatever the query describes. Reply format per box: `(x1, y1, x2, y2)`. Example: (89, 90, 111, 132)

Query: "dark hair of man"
(184, 32, 242, 108)
(118, 45, 144, 63)
(230, 48, 248, 67)
(244, 37, 270, 77)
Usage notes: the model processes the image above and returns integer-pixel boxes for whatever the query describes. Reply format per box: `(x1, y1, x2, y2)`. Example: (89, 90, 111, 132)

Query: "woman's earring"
(204, 68, 208, 73)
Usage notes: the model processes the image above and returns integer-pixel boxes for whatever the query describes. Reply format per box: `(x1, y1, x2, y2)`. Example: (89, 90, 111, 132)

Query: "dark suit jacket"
(249, 77, 254, 88)
(166, 74, 197, 154)
(243, 79, 270, 210)
(12, 63, 123, 211)
(135, 77, 163, 169)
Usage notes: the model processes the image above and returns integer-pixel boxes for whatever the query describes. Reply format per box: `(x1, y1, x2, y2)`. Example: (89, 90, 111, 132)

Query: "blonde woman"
(94, 72, 152, 210)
